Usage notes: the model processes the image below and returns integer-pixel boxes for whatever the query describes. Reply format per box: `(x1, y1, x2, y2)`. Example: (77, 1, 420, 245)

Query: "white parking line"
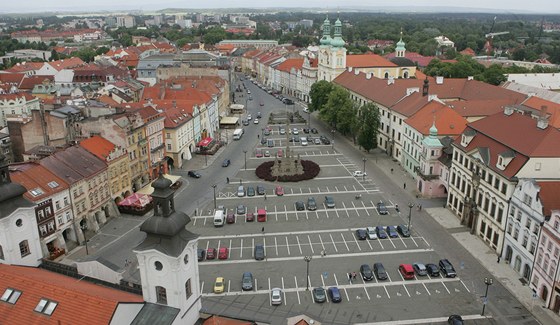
(366, 238, 373, 250)
(229, 239, 232, 254)
(217, 239, 221, 251)
(296, 236, 303, 254)
(251, 238, 255, 258)
(200, 282, 204, 294)
(352, 232, 362, 251)
(402, 284, 411, 297)
(461, 280, 471, 293)
(318, 234, 325, 251)
(342, 202, 350, 218)
(410, 237, 419, 247)
(363, 286, 371, 300)
(305, 210, 309, 220)
(343, 287, 350, 301)
(263, 237, 267, 257)
(295, 276, 301, 304)
(274, 206, 278, 222)
(255, 278, 258, 292)
(330, 234, 339, 252)
(308, 235, 314, 254)
(442, 281, 451, 294)
(378, 238, 385, 250)
(268, 278, 272, 306)
(274, 237, 279, 255)
(334, 273, 339, 286)
(240, 239, 243, 258)
(228, 279, 231, 293)
(341, 233, 350, 251)
(384, 285, 391, 298)
(282, 277, 286, 305)
(389, 238, 396, 249)
(285, 236, 291, 255)
(423, 282, 431, 295)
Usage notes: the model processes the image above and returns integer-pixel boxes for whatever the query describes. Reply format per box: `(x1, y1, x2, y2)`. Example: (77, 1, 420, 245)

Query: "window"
(529, 240, 536, 254)
(1, 288, 22, 304)
(513, 227, 519, 240)
(507, 222, 513, 235)
(156, 286, 167, 305)
(34, 298, 58, 315)
(523, 194, 532, 206)
(19, 240, 30, 257)
(526, 219, 532, 230)
(522, 233, 528, 248)
(493, 233, 499, 247)
(185, 279, 192, 300)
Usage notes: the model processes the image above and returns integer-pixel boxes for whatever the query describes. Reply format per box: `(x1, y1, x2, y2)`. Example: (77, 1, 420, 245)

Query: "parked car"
(293, 136, 300, 142)
(366, 227, 378, 240)
(328, 287, 342, 303)
(256, 185, 266, 195)
(413, 263, 428, 276)
(301, 137, 308, 146)
(355, 229, 367, 240)
(324, 196, 335, 208)
(246, 212, 255, 222)
(242, 119, 249, 126)
(352, 171, 367, 177)
(271, 288, 282, 305)
(241, 272, 253, 291)
(256, 149, 263, 158)
(187, 170, 201, 178)
(254, 244, 265, 260)
(320, 136, 331, 145)
(373, 262, 388, 280)
(280, 128, 286, 135)
(197, 248, 205, 261)
(222, 159, 231, 167)
(386, 225, 398, 238)
(312, 287, 327, 303)
(292, 128, 299, 135)
(377, 201, 389, 215)
(376, 226, 388, 239)
(275, 186, 284, 196)
(259, 101, 264, 106)
(397, 224, 411, 237)
(237, 186, 245, 197)
(253, 119, 259, 124)
(426, 263, 440, 277)
(213, 277, 225, 293)
(360, 264, 374, 281)
(247, 186, 255, 197)
(277, 148, 283, 157)
(439, 259, 457, 278)
(260, 137, 267, 145)
(236, 204, 246, 215)
(226, 212, 235, 224)
(311, 128, 318, 134)
(218, 247, 229, 260)
(307, 197, 317, 211)
(247, 113, 252, 120)
(448, 315, 464, 325)
(267, 139, 274, 147)
(295, 201, 305, 211)
(264, 150, 271, 157)
(206, 248, 216, 260)
(257, 112, 262, 118)
(399, 264, 415, 280)
(314, 138, 321, 145)
(263, 128, 271, 136)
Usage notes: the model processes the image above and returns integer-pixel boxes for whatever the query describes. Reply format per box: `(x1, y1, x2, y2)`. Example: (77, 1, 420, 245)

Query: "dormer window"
(461, 129, 476, 147)
(496, 150, 515, 170)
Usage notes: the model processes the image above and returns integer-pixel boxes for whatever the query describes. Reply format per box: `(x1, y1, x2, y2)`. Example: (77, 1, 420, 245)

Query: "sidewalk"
(337, 133, 559, 324)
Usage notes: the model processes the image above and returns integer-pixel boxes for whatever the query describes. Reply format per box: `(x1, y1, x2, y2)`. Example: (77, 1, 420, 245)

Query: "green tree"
(323, 86, 353, 132)
(357, 103, 380, 152)
(308, 80, 333, 112)
(202, 26, 226, 45)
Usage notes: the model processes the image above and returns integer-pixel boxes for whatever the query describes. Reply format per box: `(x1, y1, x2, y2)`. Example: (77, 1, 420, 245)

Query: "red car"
(206, 248, 216, 260)
(218, 247, 229, 260)
(226, 212, 235, 224)
(246, 212, 255, 222)
(275, 186, 284, 196)
(399, 264, 415, 280)
(256, 149, 263, 158)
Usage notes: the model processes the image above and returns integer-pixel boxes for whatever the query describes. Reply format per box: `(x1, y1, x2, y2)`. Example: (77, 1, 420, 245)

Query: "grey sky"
(3, 0, 560, 14)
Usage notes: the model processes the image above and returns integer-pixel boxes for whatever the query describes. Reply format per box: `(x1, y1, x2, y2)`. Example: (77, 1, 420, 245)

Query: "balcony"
(138, 138, 147, 146)
(414, 166, 439, 181)
(150, 143, 165, 153)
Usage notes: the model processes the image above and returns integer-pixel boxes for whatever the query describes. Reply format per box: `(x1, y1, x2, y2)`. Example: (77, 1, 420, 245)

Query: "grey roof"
(390, 57, 416, 67)
(0, 154, 34, 219)
(135, 226, 199, 257)
(478, 147, 490, 166)
(131, 303, 179, 325)
(500, 150, 516, 158)
(464, 129, 476, 136)
(39, 145, 107, 185)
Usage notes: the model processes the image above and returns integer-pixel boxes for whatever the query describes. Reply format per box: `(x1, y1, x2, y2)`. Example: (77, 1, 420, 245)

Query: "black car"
(377, 201, 389, 215)
(303, 127, 310, 134)
(373, 262, 388, 280)
(222, 159, 231, 167)
(328, 287, 342, 303)
(242, 119, 249, 126)
(257, 185, 266, 195)
(355, 229, 367, 240)
(448, 315, 464, 325)
(307, 197, 317, 211)
(197, 248, 205, 261)
(426, 263, 440, 277)
(261, 137, 267, 145)
(439, 259, 457, 278)
(254, 244, 265, 260)
(242, 272, 253, 291)
(320, 136, 331, 145)
(247, 186, 255, 197)
(295, 201, 305, 211)
(376, 226, 388, 239)
(188, 170, 201, 178)
(311, 128, 318, 134)
(236, 204, 246, 215)
(397, 224, 410, 237)
(312, 287, 327, 303)
(360, 264, 374, 281)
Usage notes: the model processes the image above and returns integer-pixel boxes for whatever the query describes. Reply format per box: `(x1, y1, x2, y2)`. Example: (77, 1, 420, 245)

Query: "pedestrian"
(321, 250, 325, 257)
(348, 272, 352, 282)
(419, 204, 422, 211)
(261, 226, 265, 234)
(352, 272, 357, 280)
(264, 193, 267, 200)
(497, 256, 501, 263)
(226, 177, 230, 184)
(404, 183, 407, 189)
(258, 134, 260, 139)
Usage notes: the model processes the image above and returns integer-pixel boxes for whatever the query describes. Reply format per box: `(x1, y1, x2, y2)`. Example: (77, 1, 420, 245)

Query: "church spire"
(396, 27, 406, 58)
(320, 14, 332, 46)
(330, 13, 345, 48)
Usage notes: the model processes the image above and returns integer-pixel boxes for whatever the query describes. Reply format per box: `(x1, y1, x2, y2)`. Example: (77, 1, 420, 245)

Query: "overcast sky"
(2, 0, 559, 13)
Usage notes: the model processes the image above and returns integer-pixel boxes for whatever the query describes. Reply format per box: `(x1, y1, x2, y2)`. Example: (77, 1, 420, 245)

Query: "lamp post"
(331, 129, 335, 149)
(80, 223, 89, 255)
(481, 277, 493, 316)
(212, 184, 217, 210)
(243, 149, 247, 170)
(362, 157, 367, 181)
(304, 256, 312, 290)
(307, 109, 311, 127)
(407, 203, 414, 231)
(261, 127, 264, 140)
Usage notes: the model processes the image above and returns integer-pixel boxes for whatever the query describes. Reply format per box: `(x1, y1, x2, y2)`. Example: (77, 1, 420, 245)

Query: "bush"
(255, 160, 320, 182)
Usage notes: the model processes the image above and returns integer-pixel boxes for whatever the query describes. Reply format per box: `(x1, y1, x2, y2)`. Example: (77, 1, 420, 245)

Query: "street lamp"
(307, 109, 311, 127)
(304, 256, 312, 291)
(362, 157, 367, 181)
(331, 129, 335, 149)
(212, 184, 217, 210)
(481, 277, 493, 316)
(80, 222, 89, 255)
(243, 149, 248, 170)
(407, 203, 414, 231)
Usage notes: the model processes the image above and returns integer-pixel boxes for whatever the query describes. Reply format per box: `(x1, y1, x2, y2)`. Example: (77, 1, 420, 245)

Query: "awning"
(136, 174, 182, 195)
(197, 137, 213, 147)
(118, 193, 153, 208)
(220, 116, 239, 125)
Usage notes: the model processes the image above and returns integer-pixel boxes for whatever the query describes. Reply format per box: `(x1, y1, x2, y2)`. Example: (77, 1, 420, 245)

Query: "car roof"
(400, 264, 414, 271)
(243, 272, 252, 276)
(216, 277, 224, 281)
(219, 247, 227, 252)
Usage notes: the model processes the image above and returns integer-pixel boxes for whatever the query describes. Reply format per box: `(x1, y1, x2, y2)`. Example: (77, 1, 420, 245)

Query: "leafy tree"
(323, 86, 353, 132)
(71, 47, 96, 62)
(358, 103, 380, 152)
(202, 26, 226, 45)
(96, 46, 109, 56)
(308, 80, 333, 112)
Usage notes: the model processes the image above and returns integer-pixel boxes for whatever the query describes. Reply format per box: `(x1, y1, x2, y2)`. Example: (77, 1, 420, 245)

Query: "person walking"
(226, 177, 229, 184)
(261, 227, 265, 234)
(264, 193, 267, 200)
(404, 183, 407, 189)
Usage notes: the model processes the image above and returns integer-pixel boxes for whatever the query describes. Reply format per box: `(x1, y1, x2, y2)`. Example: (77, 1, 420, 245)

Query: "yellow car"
(213, 277, 225, 294)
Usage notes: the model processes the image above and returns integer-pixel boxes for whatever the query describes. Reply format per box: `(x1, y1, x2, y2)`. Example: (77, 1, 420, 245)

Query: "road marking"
(282, 277, 286, 305)
(389, 238, 396, 249)
(319, 234, 326, 251)
(274, 237, 278, 255)
(402, 284, 411, 297)
(295, 276, 301, 304)
(461, 280, 471, 293)
(342, 202, 350, 218)
(240, 239, 243, 258)
(442, 281, 451, 294)
(296, 236, 303, 254)
(200, 281, 204, 294)
(341, 233, 350, 251)
(352, 232, 362, 251)
(410, 237, 419, 247)
(268, 278, 272, 306)
(284, 205, 288, 221)
(384, 285, 390, 298)
(285, 236, 290, 255)
(423, 282, 431, 295)
(308, 235, 314, 254)
(228, 279, 231, 293)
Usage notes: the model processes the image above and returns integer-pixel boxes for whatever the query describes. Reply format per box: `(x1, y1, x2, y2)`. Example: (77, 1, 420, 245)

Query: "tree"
(323, 86, 353, 132)
(308, 80, 333, 112)
(202, 26, 226, 45)
(357, 103, 380, 152)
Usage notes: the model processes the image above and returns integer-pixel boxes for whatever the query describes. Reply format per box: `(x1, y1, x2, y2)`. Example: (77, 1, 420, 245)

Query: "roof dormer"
(496, 150, 515, 170)
(460, 129, 476, 147)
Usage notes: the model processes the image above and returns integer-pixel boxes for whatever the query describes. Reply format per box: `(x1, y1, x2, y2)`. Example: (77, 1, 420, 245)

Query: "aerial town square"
(0, 1, 560, 324)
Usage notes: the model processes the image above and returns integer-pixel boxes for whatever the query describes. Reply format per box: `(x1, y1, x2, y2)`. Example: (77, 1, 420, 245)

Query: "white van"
(213, 210, 225, 227)
(233, 128, 244, 140)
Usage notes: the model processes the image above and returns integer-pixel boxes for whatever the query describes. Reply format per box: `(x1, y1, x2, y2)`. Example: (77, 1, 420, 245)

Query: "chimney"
(366, 72, 372, 80)
(354, 69, 359, 75)
(387, 76, 395, 85)
(504, 106, 514, 116)
(436, 76, 444, 84)
(348, 67, 353, 72)
(422, 78, 429, 96)
(537, 105, 549, 129)
(428, 94, 439, 102)
(467, 76, 474, 81)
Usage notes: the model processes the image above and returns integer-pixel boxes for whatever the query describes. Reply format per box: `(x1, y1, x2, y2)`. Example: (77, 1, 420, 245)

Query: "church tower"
(134, 170, 201, 324)
(395, 29, 406, 58)
(318, 15, 347, 82)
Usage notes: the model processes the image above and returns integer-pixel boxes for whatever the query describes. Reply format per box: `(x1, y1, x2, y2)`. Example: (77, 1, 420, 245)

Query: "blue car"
(386, 225, 398, 238)
(376, 226, 388, 239)
(328, 287, 342, 303)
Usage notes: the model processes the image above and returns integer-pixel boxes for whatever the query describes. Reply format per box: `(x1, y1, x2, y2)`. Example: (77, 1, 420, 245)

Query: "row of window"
(155, 279, 193, 305)
(535, 251, 558, 280)
(1, 288, 58, 316)
(507, 221, 538, 254)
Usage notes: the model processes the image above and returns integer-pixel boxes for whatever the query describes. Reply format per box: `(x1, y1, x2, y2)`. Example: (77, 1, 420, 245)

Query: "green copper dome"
(331, 18, 345, 47)
(320, 16, 332, 46)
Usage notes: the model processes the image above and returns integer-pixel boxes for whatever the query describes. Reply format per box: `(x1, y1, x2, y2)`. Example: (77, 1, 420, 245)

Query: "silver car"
(271, 287, 282, 305)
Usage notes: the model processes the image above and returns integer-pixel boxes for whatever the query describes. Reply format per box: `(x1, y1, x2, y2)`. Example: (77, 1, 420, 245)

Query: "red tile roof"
(5, 62, 44, 73)
(48, 57, 85, 71)
(446, 99, 518, 118)
(347, 53, 396, 68)
(203, 315, 253, 325)
(0, 264, 143, 325)
(276, 58, 304, 72)
(536, 182, 560, 217)
(0, 72, 26, 85)
(521, 96, 560, 128)
(9, 162, 69, 201)
(405, 101, 467, 136)
(79, 135, 119, 161)
(18, 76, 54, 90)
(0, 93, 37, 102)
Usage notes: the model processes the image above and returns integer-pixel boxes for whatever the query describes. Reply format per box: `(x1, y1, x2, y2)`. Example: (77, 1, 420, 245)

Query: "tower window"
(156, 286, 167, 305)
(185, 279, 192, 300)
(19, 240, 30, 257)
(154, 261, 163, 271)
